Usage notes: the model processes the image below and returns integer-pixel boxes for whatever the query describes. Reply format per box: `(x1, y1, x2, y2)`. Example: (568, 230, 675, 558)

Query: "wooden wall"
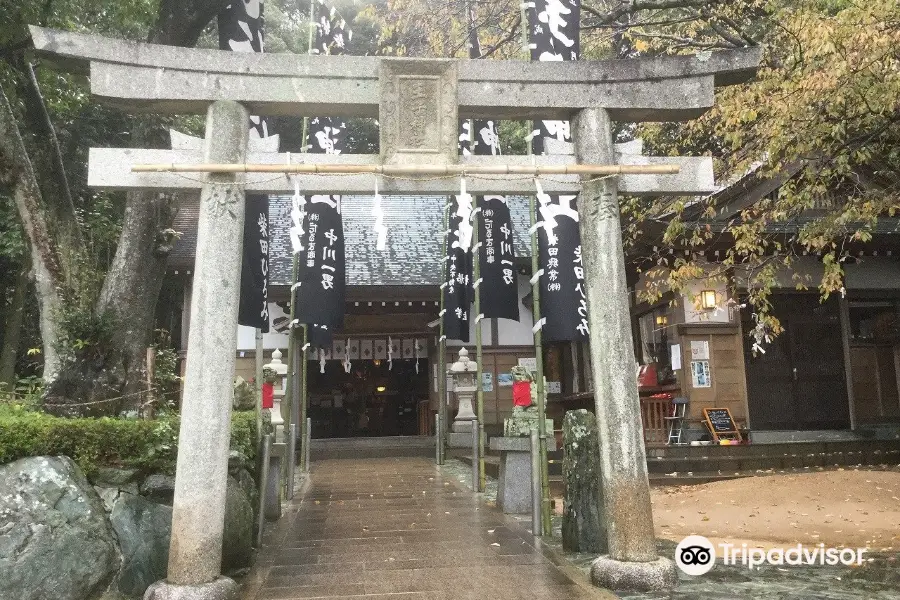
(677, 323, 750, 429)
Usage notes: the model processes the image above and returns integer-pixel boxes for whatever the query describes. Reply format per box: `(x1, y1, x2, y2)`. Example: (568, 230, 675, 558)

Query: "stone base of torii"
(29, 25, 761, 597)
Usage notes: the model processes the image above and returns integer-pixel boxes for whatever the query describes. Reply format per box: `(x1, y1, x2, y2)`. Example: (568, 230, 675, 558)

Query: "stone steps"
(450, 438, 900, 485)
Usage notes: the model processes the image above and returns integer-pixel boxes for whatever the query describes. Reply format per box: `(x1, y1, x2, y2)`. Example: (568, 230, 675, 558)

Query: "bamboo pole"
(521, 0, 552, 537)
(529, 190, 552, 536)
(472, 198, 485, 493)
(297, 4, 315, 471)
(438, 200, 449, 465)
(255, 329, 264, 445)
(300, 324, 309, 472)
(284, 255, 298, 454)
(131, 163, 680, 176)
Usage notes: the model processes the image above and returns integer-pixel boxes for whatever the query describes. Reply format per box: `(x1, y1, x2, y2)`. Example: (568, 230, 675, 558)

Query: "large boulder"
(139, 474, 175, 505)
(221, 476, 254, 573)
(0, 456, 121, 600)
(109, 494, 172, 597)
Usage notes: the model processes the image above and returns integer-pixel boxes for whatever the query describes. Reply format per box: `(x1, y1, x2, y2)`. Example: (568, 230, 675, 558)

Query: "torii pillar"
(575, 109, 676, 589)
(147, 101, 249, 599)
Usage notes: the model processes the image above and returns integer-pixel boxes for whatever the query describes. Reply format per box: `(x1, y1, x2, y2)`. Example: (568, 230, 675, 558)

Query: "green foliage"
(151, 329, 181, 410)
(0, 375, 43, 407)
(53, 302, 118, 365)
(0, 404, 262, 477)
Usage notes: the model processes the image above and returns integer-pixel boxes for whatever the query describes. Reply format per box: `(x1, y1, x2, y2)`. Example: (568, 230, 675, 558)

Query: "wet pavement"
(241, 456, 611, 600)
(440, 458, 900, 600)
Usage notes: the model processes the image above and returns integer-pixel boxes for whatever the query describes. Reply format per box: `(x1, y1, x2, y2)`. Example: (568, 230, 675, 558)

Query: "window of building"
(637, 306, 678, 384)
(848, 301, 899, 344)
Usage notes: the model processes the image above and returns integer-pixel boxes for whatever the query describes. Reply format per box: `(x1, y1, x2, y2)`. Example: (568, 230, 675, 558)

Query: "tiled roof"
(171, 195, 534, 286)
(169, 195, 200, 269)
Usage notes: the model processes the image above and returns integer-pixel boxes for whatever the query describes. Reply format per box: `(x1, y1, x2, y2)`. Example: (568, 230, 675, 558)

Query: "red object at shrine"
(261, 382, 274, 409)
(513, 381, 532, 407)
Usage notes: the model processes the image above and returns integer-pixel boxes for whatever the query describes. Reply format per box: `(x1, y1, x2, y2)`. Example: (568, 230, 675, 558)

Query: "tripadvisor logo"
(675, 535, 868, 575)
(675, 535, 716, 576)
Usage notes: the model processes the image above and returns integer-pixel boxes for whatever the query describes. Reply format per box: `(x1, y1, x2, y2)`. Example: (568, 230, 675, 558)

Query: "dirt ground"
(651, 468, 900, 552)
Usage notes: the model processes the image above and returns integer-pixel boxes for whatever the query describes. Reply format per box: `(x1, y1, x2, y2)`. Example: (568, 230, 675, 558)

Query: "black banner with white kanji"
(479, 197, 519, 321)
(527, 0, 580, 155)
(536, 195, 588, 341)
(219, 0, 272, 331)
(455, 13, 518, 322)
(307, 0, 350, 155)
(293, 0, 352, 346)
(294, 196, 346, 330)
(238, 196, 270, 331)
(527, 0, 587, 342)
(443, 196, 474, 342)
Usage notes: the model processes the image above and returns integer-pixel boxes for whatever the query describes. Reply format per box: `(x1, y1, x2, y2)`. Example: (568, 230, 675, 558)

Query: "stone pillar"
(147, 101, 248, 600)
(573, 108, 676, 592)
(562, 409, 606, 553)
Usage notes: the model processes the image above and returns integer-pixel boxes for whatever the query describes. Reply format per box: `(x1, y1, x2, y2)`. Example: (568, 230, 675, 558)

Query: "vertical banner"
(239, 197, 270, 330)
(462, 9, 518, 321)
(293, 196, 346, 330)
(536, 194, 588, 341)
(220, 0, 271, 331)
(527, 0, 588, 342)
(444, 196, 473, 342)
(307, 0, 349, 154)
(478, 198, 518, 321)
(296, 0, 352, 347)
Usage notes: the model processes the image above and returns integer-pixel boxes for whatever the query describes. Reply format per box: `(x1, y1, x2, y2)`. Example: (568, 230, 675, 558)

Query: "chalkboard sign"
(702, 408, 742, 442)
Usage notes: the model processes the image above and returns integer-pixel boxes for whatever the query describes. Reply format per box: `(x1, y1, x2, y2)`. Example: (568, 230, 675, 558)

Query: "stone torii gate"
(30, 26, 760, 598)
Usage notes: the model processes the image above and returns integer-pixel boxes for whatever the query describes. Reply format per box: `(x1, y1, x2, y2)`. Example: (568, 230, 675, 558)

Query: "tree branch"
(24, 61, 77, 230)
(148, 0, 231, 46)
(583, 0, 721, 27)
(479, 15, 522, 59)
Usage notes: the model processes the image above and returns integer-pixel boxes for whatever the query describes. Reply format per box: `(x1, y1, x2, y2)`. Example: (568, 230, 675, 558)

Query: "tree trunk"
(0, 86, 65, 383)
(14, 0, 231, 416)
(0, 263, 29, 387)
(95, 191, 177, 414)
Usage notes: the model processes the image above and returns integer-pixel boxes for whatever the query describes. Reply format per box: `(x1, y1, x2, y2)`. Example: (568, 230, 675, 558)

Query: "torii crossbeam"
(29, 25, 760, 598)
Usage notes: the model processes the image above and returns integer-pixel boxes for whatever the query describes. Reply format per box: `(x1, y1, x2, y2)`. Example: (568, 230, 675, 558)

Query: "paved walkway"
(242, 456, 611, 600)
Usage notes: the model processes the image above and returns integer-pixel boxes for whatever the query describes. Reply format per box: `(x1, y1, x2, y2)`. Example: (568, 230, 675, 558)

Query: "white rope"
(388, 336, 393, 370)
(532, 317, 546, 333)
(529, 270, 544, 285)
(290, 177, 306, 254)
(372, 176, 388, 251)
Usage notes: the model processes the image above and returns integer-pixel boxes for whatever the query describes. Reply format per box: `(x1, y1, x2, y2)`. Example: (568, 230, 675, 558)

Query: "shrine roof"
(169, 195, 532, 287)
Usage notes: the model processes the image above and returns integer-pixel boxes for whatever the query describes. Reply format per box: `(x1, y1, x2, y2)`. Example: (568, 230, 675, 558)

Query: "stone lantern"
(449, 347, 478, 433)
(263, 348, 288, 435)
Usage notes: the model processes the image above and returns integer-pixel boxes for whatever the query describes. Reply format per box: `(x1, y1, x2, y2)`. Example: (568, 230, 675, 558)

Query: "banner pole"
(473, 195, 485, 493)
(300, 324, 309, 472)
(438, 200, 449, 465)
(522, 0, 552, 535)
(283, 254, 299, 492)
(297, 3, 314, 474)
(255, 329, 264, 446)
